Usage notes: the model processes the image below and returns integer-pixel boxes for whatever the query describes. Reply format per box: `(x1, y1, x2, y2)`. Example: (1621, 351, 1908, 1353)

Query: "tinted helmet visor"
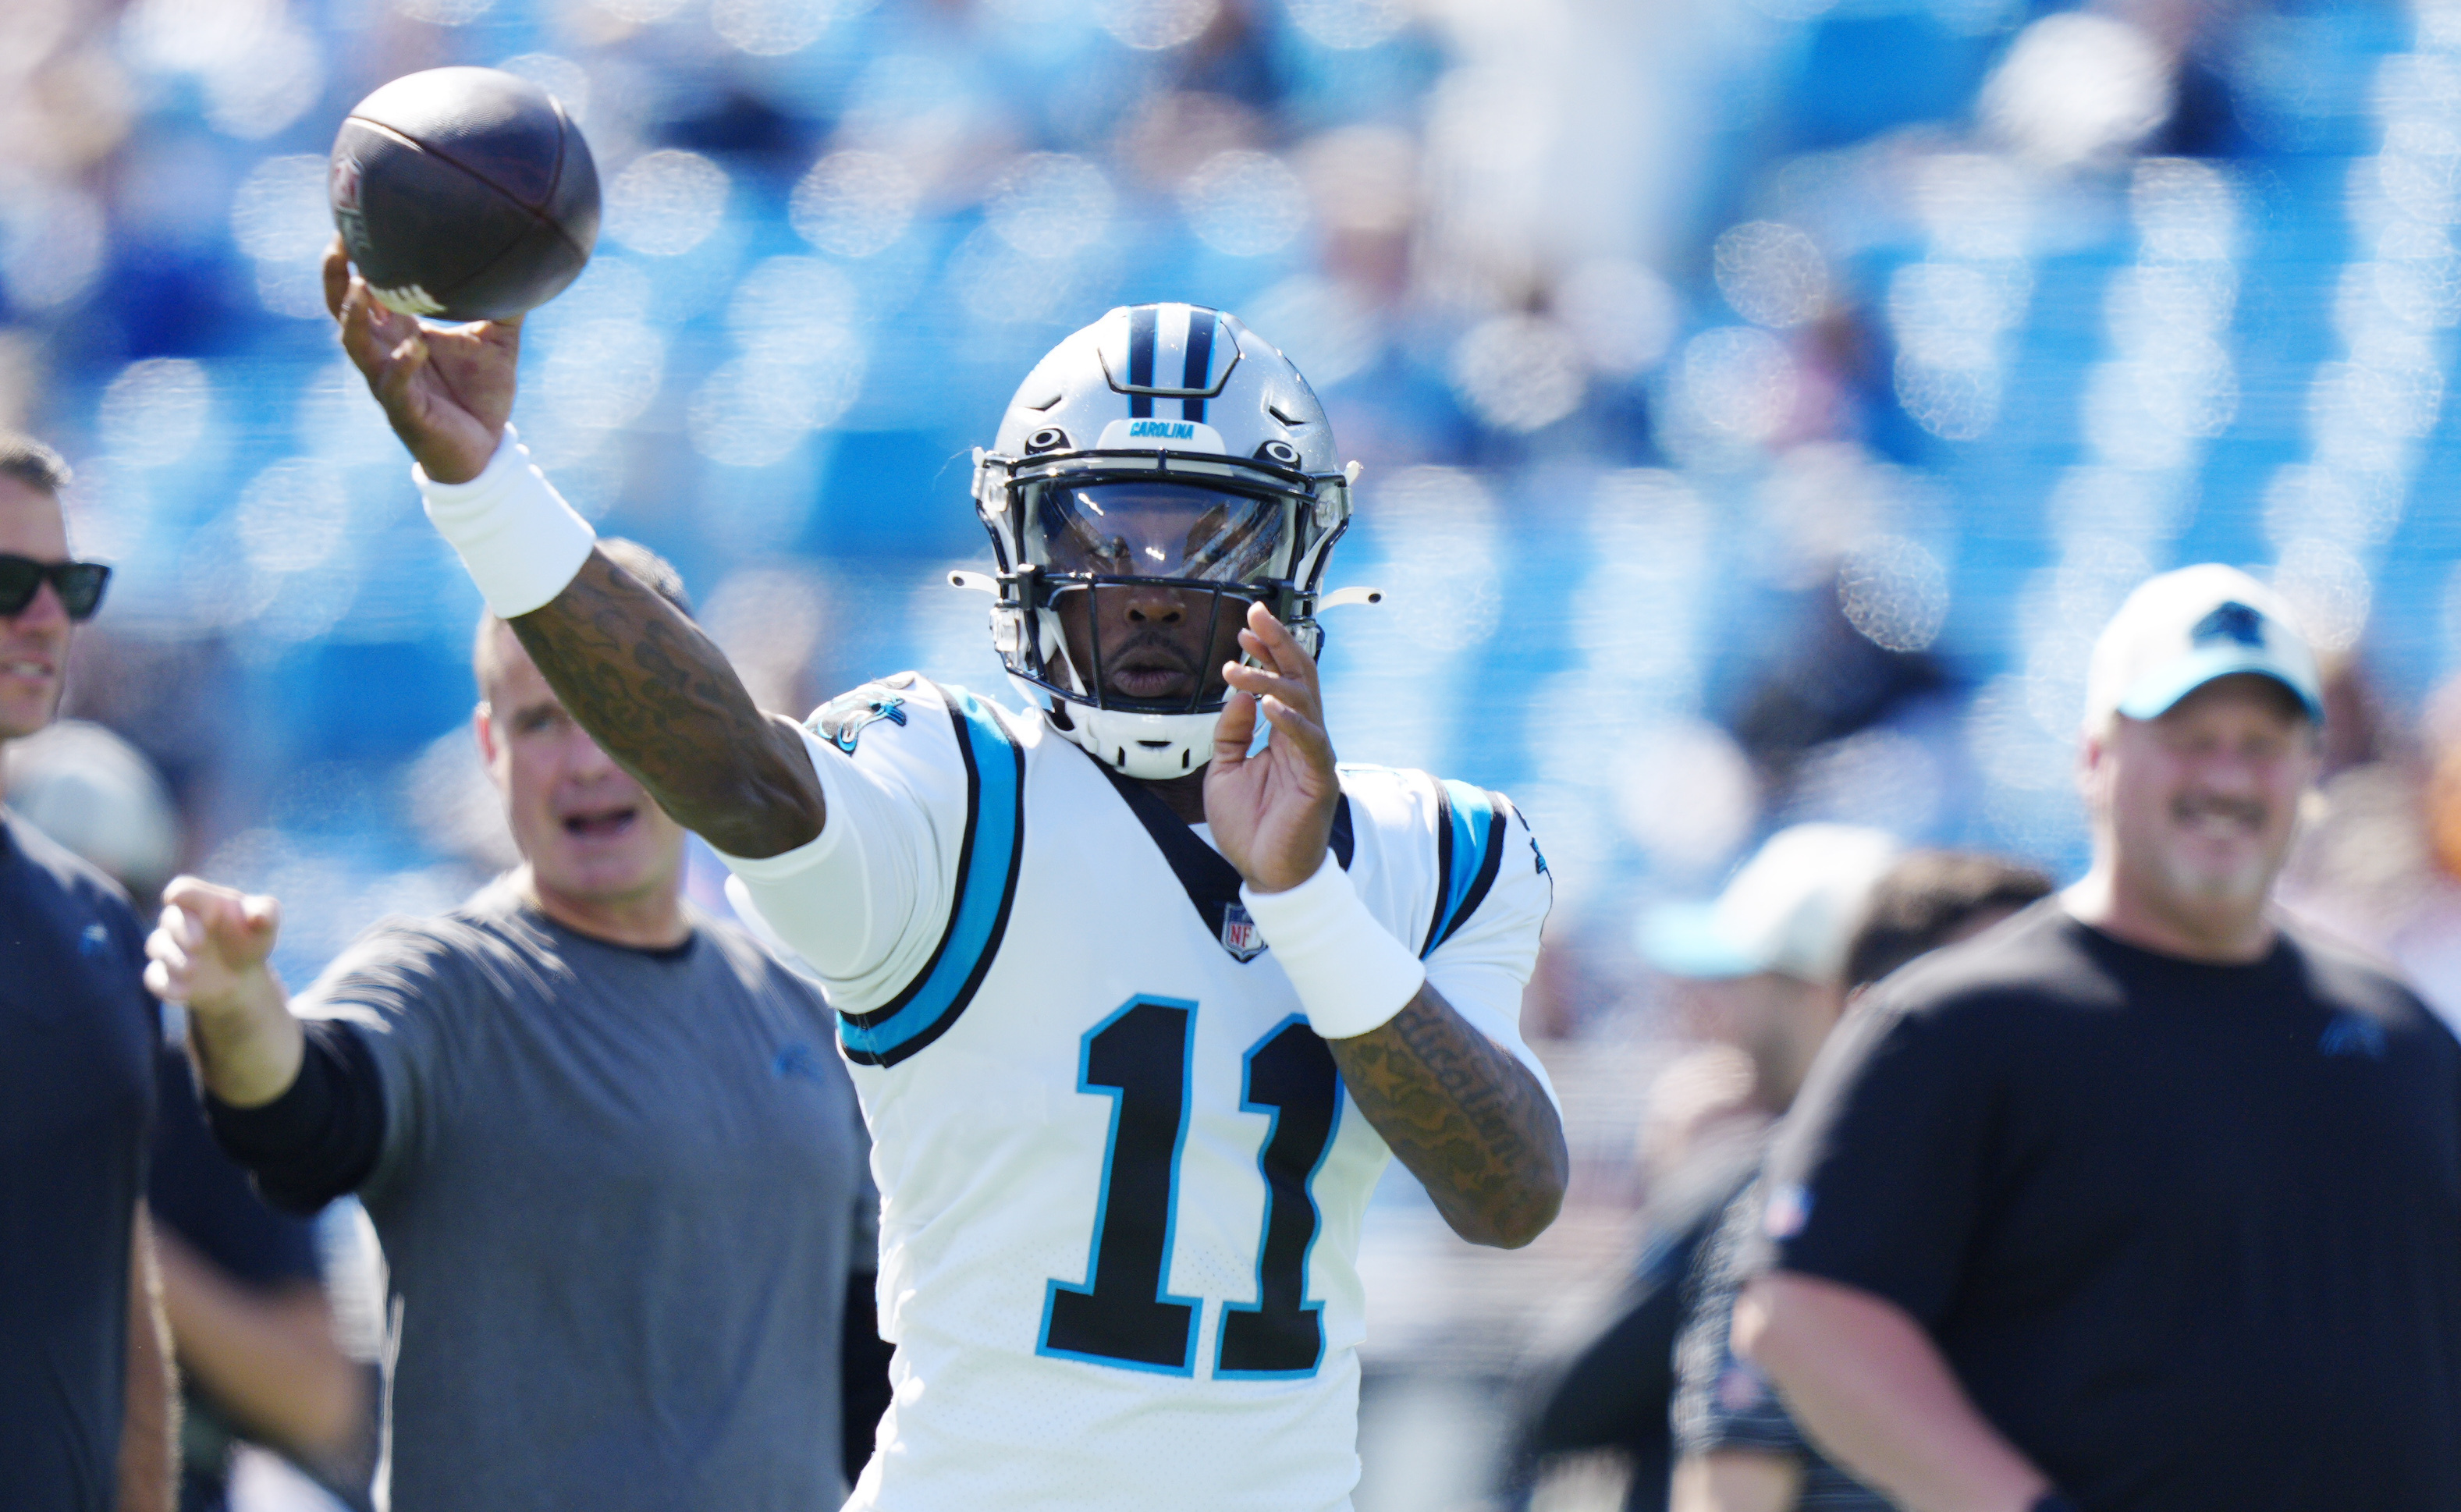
(1028, 480, 1289, 585)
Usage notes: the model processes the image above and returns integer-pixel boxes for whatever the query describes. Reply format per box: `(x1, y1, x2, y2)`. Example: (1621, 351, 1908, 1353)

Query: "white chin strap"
(1063, 704, 1220, 780)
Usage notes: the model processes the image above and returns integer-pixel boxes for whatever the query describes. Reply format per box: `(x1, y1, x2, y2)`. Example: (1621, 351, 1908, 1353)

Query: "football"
(328, 66, 599, 323)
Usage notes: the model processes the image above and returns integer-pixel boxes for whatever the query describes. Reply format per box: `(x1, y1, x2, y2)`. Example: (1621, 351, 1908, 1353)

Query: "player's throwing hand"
(1206, 598, 1341, 894)
(324, 236, 517, 485)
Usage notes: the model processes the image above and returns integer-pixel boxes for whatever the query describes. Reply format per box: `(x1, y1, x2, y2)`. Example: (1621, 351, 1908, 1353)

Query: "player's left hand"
(1207, 600, 1339, 893)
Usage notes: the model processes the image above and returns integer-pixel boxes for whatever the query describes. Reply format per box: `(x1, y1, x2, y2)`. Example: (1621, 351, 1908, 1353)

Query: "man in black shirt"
(0, 432, 176, 1512)
(1737, 565, 2461, 1512)
(1670, 850, 2051, 1512)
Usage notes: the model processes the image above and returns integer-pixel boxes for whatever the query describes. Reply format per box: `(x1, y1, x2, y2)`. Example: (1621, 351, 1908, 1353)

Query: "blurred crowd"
(12, 0, 2461, 1505)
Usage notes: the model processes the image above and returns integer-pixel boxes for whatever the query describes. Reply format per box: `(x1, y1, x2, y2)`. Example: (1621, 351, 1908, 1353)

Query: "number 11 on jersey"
(1039, 999, 1343, 1378)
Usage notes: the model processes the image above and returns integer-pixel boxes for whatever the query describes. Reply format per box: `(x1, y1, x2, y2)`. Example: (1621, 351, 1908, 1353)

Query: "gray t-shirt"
(304, 882, 870, 1512)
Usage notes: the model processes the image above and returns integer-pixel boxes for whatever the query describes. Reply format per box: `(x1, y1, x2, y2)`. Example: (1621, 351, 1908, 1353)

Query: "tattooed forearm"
(507, 550, 826, 858)
(1324, 988, 1568, 1248)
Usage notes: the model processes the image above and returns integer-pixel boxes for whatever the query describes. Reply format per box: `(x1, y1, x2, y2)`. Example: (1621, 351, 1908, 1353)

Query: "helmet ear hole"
(1256, 439, 1301, 467)
(1026, 427, 1070, 455)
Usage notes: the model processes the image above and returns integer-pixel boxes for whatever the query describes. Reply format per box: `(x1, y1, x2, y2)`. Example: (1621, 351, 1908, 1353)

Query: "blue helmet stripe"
(1128, 304, 1157, 420)
(1181, 306, 1215, 424)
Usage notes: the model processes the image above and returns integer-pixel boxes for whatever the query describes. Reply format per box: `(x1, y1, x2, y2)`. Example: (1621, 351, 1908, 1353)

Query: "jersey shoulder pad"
(1337, 765, 1535, 957)
(817, 679, 1026, 1070)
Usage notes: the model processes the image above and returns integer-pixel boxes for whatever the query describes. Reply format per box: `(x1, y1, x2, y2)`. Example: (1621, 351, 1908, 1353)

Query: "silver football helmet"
(964, 303, 1366, 781)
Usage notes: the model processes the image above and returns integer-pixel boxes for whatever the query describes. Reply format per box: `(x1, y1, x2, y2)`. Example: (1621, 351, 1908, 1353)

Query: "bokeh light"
(790, 151, 920, 258)
(1094, 0, 1217, 51)
(1981, 12, 2171, 168)
(393, 0, 494, 24)
(715, 0, 837, 56)
(989, 154, 1114, 259)
(1837, 536, 1951, 653)
(1451, 315, 1586, 434)
(230, 154, 332, 319)
(98, 359, 213, 467)
(1285, 0, 1408, 49)
(2274, 538, 2373, 652)
(0, 182, 104, 312)
(1180, 151, 1309, 257)
(496, 54, 591, 122)
(607, 151, 731, 257)
(1555, 258, 1678, 378)
(1677, 326, 1797, 443)
(1713, 222, 1827, 329)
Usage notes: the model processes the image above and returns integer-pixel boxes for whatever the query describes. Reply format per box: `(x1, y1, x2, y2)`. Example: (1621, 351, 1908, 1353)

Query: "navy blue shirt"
(0, 810, 162, 1511)
(1767, 905, 2461, 1511)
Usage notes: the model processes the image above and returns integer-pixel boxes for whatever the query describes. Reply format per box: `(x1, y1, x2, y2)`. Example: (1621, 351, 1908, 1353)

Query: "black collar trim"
(1092, 760, 1354, 962)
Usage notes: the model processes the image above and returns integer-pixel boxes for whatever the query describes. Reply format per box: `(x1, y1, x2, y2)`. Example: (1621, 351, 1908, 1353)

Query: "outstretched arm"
(1208, 602, 1567, 1248)
(504, 553, 823, 857)
(322, 241, 822, 858)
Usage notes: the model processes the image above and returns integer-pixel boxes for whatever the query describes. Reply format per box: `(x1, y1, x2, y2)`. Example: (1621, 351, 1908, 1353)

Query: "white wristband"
(414, 425, 596, 619)
(1241, 853, 1426, 1040)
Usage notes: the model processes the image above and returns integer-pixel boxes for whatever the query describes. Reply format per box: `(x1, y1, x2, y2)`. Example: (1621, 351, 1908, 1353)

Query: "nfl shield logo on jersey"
(1220, 903, 1267, 963)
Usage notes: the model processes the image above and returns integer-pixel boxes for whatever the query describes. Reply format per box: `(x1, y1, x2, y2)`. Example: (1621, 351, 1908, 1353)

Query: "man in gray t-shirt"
(146, 542, 878, 1510)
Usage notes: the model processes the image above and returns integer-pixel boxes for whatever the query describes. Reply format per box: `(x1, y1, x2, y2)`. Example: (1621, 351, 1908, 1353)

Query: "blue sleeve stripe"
(1421, 780, 1507, 958)
(840, 687, 1025, 1067)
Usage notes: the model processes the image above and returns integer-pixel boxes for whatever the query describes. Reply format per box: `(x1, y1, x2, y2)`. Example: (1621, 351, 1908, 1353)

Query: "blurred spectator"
(150, 1053, 373, 1512)
(2279, 662, 2461, 1038)
(0, 431, 176, 1512)
(151, 541, 882, 1510)
(1669, 850, 2053, 1512)
(1502, 825, 1899, 1512)
(1742, 567, 2461, 1511)
(10, 717, 374, 1510)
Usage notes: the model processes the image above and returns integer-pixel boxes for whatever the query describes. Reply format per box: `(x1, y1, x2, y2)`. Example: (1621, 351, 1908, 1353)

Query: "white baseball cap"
(1638, 823, 1902, 987)
(2083, 564, 2324, 731)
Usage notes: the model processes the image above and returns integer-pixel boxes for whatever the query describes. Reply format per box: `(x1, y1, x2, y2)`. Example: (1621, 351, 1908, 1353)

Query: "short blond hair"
(0, 432, 70, 496)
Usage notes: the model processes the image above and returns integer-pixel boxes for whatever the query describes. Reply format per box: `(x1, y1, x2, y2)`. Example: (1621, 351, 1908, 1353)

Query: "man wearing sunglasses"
(318, 244, 1568, 1512)
(0, 434, 175, 1512)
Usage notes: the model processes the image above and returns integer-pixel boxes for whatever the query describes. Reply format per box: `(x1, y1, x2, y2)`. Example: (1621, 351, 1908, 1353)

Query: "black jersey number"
(1038, 1001, 1341, 1378)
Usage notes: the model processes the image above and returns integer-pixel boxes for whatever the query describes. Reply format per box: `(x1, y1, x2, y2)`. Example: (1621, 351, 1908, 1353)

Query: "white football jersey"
(720, 675, 1554, 1512)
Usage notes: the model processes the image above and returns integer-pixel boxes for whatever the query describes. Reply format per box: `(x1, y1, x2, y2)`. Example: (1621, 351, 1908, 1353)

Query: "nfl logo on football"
(1220, 903, 1266, 963)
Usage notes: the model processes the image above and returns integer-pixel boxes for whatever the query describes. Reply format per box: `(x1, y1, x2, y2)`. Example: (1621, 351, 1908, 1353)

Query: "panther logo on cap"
(2193, 601, 2266, 649)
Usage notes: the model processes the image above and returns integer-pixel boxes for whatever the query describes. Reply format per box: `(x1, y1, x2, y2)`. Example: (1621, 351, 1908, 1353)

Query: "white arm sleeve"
(714, 693, 967, 1008)
(1422, 797, 1561, 1109)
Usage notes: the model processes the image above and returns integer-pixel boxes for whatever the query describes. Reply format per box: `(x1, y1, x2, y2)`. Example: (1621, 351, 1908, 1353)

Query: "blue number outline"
(1035, 995, 1204, 1375)
(1215, 1013, 1341, 1379)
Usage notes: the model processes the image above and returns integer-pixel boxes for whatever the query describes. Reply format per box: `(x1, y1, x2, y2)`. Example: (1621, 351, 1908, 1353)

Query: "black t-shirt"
(151, 1049, 323, 1288)
(0, 811, 161, 1512)
(1765, 901, 2461, 1512)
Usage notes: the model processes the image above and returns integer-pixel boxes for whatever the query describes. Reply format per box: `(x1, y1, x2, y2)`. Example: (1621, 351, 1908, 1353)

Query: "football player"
(324, 243, 1568, 1510)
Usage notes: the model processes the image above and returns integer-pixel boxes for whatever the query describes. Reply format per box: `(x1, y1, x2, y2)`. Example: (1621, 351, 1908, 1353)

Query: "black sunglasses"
(0, 555, 110, 621)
